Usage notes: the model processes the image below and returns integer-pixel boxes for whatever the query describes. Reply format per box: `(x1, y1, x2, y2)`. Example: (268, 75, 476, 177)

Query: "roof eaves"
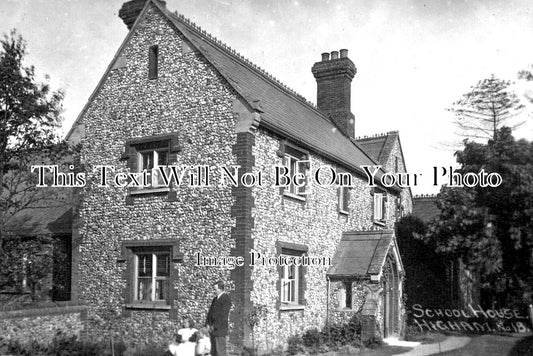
(350, 139, 402, 193)
(154, 2, 332, 123)
(391, 236, 405, 275)
(367, 233, 393, 275)
(260, 120, 401, 193)
(393, 133, 414, 203)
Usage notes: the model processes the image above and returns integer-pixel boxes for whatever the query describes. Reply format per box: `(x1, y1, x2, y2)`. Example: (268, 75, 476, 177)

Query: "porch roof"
(4, 205, 72, 236)
(327, 230, 395, 279)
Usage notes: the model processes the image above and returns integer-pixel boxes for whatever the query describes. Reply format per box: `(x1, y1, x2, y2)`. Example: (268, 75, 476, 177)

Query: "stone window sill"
(283, 192, 306, 202)
(338, 209, 349, 216)
(279, 304, 305, 311)
(125, 303, 170, 310)
(336, 307, 357, 312)
(130, 187, 170, 195)
(373, 220, 386, 227)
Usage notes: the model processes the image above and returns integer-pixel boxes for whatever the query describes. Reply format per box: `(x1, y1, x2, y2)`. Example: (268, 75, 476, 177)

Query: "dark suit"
(206, 293, 231, 356)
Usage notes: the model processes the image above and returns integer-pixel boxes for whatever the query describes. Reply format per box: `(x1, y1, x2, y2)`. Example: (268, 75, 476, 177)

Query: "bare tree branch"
(449, 75, 526, 141)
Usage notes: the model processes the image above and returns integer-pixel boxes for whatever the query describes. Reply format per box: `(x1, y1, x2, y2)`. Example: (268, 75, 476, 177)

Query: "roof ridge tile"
(169, 9, 319, 111)
(354, 131, 399, 141)
(413, 194, 438, 199)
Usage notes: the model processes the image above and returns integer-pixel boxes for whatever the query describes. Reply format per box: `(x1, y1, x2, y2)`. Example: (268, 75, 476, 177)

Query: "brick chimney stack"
(119, 0, 166, 30)
(311, 49, 357, 139)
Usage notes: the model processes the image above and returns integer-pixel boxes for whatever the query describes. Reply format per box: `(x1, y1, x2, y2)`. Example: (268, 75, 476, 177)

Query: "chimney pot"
(119, 0, 166, 30)
(340, 49, 348, 58)
(321, 52, 330, 61)
(331, 51, 339, 60)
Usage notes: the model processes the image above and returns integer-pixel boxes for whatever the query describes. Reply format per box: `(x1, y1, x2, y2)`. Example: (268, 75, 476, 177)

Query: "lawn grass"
(356, 344, 413, 355)
(438, 333, 533, 356)
(331, 345, 413, 356)
(405, 331, 447, 344)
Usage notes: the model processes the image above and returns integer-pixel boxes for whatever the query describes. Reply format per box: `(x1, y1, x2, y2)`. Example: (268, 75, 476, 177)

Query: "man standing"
(206, 281, 232, 356)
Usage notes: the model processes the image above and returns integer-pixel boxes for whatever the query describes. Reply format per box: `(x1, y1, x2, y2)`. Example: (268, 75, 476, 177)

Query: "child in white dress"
(169, 319, 198, 356)
(195, 327, 211, 356)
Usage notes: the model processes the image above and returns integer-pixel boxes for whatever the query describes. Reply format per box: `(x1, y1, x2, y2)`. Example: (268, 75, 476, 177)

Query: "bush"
(323, 323, 358, 346)
(363, 336, 383, 349)
(49, 334, 105, 356)
(132, 342, 168, 356)
(347, 313, 363, 335)
(302, 328, 323, 348)
(286, 314, 364, 354)
(0, 337, 49, 356)
(0, 333, 110, 356)
(286, 335, 305, 355)
(322, 314, 362, 347)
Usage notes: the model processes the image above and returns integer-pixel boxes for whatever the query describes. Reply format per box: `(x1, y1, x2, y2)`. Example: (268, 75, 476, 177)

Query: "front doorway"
(382, 254, 399, 337)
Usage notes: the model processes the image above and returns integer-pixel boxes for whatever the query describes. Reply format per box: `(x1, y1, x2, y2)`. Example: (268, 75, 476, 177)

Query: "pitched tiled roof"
(3, 150, 73, 237)
(5, 206, 72, 236)
(327, 230, 395, 278)
(354, 131, 399, 165)
(412, 195, 440, 223)
(151, 2, 400, 189)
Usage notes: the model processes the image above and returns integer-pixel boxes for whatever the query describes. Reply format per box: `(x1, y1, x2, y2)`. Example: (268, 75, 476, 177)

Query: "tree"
(0, 30, 68, 300)
(449, 75, 525, 141)
(395, 215, 452, 309)
(426, 128, 533, 308)
(518, 65, 533, 103)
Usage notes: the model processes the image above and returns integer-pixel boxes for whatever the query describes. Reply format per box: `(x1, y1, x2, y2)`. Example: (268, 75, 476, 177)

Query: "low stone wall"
(0, 301, 87, 345)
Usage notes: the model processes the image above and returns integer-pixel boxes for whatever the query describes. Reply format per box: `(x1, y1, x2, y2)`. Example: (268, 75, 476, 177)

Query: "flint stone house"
(65, 0, 412, 351)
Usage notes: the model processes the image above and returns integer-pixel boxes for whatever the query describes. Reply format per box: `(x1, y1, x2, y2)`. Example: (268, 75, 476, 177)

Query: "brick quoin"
(230, 131, 256, 351)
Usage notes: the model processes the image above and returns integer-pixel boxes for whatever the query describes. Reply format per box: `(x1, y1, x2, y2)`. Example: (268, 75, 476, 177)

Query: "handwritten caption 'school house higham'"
(412, 304, 531, 334)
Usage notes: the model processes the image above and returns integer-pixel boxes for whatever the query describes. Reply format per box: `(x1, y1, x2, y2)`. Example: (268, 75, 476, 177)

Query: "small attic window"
(148, 45, 158, 79)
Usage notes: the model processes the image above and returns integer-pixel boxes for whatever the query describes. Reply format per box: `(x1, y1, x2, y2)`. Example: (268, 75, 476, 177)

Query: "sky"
(1, 0, 532, 195)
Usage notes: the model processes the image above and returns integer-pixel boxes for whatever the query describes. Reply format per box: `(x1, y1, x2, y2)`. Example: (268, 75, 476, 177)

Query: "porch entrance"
(382, 255, 399, 337)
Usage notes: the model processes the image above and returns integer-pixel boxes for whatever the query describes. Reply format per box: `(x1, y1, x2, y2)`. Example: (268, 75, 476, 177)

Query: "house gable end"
(72, 0, 241, 343)
(66, 0, 261, 144)
(66, 0, 153, 142)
